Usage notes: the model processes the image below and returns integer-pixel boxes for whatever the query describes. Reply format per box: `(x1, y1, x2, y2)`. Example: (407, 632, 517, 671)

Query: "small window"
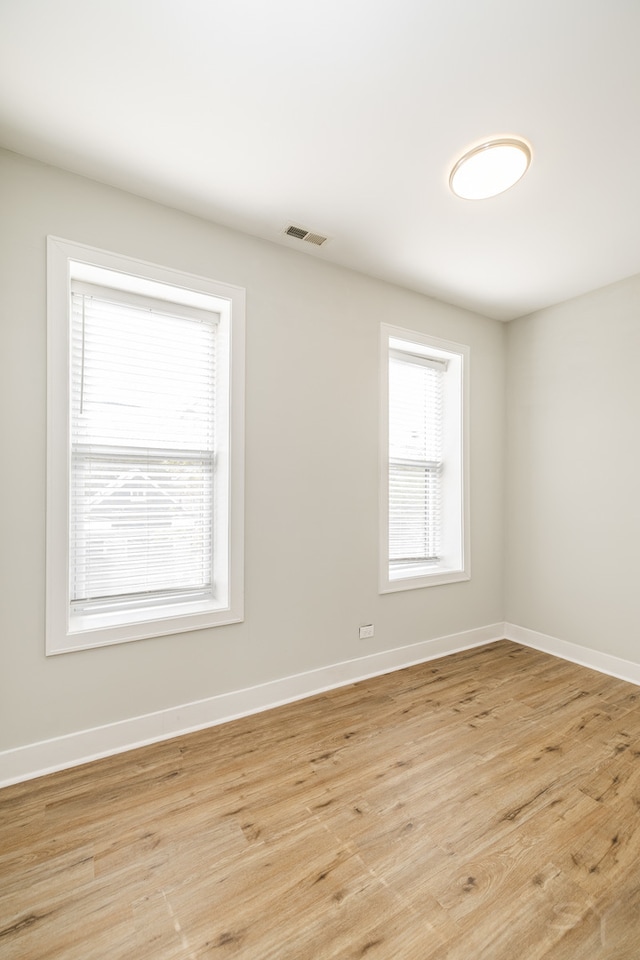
(46, 238, 245, 653)
(379, 324, 469, 592)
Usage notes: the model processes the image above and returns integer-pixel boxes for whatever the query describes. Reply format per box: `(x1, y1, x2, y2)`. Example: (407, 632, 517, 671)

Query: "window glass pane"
(71, 293, 216, 451)
(70, 288, 216, 613)
(388, 353, 444, 567)
(389, 357, 442, 463)
(71, 453, 213, 607)
(389, 463, 441, 563)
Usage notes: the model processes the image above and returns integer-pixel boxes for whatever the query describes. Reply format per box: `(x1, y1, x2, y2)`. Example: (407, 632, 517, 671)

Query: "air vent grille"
(284, 224, 328, 246)
(304, 232, 326, 246)
(285, 225, 308, 240)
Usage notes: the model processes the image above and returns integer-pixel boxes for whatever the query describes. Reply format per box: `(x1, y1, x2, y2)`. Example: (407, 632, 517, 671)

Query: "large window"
(46, 238, 245, 653)
(379, 324, 469, 592)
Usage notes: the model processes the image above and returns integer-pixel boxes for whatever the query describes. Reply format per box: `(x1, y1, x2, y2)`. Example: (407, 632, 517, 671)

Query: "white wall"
(506, 273, 640, 661)
(0, 149, 506, 754)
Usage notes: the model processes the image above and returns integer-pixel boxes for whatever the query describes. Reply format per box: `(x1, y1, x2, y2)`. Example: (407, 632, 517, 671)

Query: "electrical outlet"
(359, 624, 374, 640)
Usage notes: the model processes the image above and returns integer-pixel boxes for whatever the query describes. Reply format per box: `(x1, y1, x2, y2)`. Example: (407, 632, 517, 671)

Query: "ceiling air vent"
(284, 224, 328, 246)
(304, 232, 327, 246)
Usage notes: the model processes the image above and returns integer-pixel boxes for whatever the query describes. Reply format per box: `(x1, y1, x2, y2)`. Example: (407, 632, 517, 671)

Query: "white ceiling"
(1, 0, 639, 321)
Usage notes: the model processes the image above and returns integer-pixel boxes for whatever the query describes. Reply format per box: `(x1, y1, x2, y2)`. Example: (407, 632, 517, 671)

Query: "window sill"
(47, 599, 242, 655)
(380, 567, 470, 593)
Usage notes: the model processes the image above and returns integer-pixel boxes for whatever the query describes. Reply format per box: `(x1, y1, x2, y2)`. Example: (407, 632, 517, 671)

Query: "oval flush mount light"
(450, 137, 531, 200)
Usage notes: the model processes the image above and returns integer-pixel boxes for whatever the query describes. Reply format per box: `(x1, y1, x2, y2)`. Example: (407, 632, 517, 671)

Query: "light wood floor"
(2, 640, 640, 959)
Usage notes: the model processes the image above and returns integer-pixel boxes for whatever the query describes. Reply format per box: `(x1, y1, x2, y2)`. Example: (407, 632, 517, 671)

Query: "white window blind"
(388, 350, 445, 568)
(70, 281, 218, 615)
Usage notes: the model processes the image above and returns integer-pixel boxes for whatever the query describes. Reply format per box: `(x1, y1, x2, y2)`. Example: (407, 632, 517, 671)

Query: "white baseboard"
(505, 622, 640, 687)
(6, 621, 638, 789)
(0, 622, 504, 788)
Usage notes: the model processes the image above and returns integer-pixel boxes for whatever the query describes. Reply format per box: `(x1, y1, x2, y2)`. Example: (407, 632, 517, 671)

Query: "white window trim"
(379, 323, 470, 593)
(46, 237, 245, 654)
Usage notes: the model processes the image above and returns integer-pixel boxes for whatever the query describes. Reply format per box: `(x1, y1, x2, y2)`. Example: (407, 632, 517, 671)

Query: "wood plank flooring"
(2, 640, 640, 958)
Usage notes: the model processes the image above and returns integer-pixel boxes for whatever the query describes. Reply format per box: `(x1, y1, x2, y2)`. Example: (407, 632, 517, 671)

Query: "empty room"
(1, 1, 640, 957)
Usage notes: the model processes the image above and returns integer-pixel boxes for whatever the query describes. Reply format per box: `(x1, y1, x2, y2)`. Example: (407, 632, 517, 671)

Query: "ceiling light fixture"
(449, 137, 531, 200)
